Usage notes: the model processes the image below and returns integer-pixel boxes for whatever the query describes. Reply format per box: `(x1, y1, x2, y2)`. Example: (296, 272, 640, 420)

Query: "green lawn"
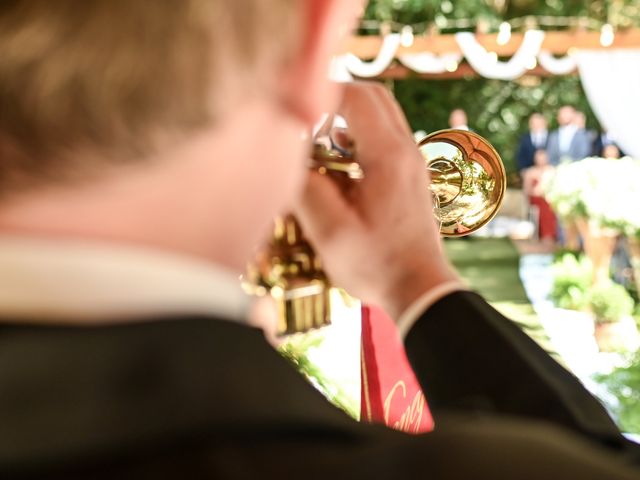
(444, 237, 556, 356)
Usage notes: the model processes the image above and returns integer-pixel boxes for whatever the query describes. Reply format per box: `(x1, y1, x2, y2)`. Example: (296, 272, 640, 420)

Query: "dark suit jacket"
(1, 292, 639, 479)
(516, 132, 547, 172)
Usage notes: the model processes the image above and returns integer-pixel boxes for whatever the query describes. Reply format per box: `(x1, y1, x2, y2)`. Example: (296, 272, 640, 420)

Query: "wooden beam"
(342, 28, 640, 58)
(372, 62, 563, 80)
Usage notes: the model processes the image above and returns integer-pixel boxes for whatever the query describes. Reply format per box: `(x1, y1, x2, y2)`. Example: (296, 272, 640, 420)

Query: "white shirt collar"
(0, 237, 250, 324)
(531, 130, 547, 144)
(559, 124, 577, 133)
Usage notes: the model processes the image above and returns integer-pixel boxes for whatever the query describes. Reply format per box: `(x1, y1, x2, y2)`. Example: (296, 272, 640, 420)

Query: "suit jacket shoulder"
(1, 305, 639, 479)
(0, 317, 359, 476)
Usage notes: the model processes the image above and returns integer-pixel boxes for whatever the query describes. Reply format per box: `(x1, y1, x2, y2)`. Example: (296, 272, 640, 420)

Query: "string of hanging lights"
(358, 15, 622, 48)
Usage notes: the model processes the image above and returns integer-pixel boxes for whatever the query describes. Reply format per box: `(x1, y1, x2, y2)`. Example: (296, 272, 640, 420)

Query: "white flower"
(544, 157, 640, 236)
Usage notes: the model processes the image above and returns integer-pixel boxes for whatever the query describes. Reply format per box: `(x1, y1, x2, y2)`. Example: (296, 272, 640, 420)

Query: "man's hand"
(294, 82, 460, 321)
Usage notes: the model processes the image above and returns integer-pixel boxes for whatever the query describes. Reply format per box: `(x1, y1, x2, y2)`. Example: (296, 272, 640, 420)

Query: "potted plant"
(549, 253, 592, 311)
(588, 281, 638, 352)
(620, 190, 640, 295)
(544, 159, 589, 252)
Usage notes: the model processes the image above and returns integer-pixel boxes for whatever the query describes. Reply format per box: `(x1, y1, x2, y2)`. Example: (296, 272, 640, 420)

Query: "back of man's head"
(0, 0, 298, 195)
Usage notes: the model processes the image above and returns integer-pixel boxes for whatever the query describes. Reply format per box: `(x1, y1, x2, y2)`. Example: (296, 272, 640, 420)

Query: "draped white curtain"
(344, 34, 401, 77)
(454, 30, 545, 80)
(398, 52, 463, 74)
(328, 55, 354, 82)
(537, 51, 577, 75)
(575, 50, 640, 159)
(331, 31, 546, 80)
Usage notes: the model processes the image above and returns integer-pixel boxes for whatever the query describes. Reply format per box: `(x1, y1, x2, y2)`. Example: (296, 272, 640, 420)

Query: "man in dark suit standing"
(0, 1, 638, 479)
(547, 105, 593, 165)
(516, 112, 548, 174)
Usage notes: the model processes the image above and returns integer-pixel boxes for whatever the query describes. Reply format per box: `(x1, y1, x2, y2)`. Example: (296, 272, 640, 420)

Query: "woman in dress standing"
(524, 149, 557, 245)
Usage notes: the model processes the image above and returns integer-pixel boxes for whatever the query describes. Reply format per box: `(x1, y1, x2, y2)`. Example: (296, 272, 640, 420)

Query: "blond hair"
(0, 0, 297, 192)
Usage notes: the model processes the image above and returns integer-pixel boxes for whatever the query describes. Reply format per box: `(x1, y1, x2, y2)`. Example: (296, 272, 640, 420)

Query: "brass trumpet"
(245, 128, 506, 335)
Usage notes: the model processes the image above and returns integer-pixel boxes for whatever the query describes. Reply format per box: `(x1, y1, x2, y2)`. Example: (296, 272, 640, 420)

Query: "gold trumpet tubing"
(308, 158, 364, 180)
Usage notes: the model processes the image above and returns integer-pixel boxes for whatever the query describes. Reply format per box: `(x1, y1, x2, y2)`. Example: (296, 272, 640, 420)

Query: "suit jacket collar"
(0, 237, 250, 324)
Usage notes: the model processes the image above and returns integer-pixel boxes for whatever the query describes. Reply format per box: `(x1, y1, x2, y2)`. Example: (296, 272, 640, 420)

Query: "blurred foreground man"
(0, 2, 639, 479)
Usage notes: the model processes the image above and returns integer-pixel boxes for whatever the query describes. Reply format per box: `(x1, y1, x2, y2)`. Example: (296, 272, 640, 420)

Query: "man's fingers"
(373, 85, 415, 140)
(294, 172, 358, 246)
(336, 83, 395, 154)
(336, 82, 419, 184)
(338, 82, 413, 146)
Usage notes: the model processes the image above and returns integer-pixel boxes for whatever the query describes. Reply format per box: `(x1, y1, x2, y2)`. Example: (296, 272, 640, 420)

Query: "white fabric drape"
(398, 52, 463, 74)
(336, 31, 553, 80)
(343, 34, 401, 77)
(575, 50, 640, 159)
(538, 51, 577, 75)
(328, 55, 354, 82)
(334, 34, 464, 78)
(455, 30, 545, 80)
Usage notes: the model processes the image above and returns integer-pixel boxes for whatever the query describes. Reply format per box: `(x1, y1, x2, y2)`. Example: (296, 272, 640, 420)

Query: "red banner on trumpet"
(360, 305, 434, 434)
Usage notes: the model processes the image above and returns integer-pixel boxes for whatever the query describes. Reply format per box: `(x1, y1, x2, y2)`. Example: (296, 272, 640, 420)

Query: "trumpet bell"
(420, 129, 506, 237)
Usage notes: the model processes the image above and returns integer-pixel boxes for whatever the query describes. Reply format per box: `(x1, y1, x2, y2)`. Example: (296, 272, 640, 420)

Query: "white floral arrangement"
(544, 157, 640, 238)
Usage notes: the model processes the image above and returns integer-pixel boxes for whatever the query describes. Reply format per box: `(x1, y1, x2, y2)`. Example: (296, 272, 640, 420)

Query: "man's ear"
(279, 0, 362, 126)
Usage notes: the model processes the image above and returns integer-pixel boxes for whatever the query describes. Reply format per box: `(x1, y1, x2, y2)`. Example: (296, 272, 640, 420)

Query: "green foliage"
(362, 1, 640, 178)
(594, 351, 640, 434)
(393, 76, 598, 176)
(588, 281, 635, 324)
(364, 0, 497, 26)
(278, 331, 360, 419)
(550, 254, 637, 320)
(363, 0, 639, 29)
(549, 254, 592, 310)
